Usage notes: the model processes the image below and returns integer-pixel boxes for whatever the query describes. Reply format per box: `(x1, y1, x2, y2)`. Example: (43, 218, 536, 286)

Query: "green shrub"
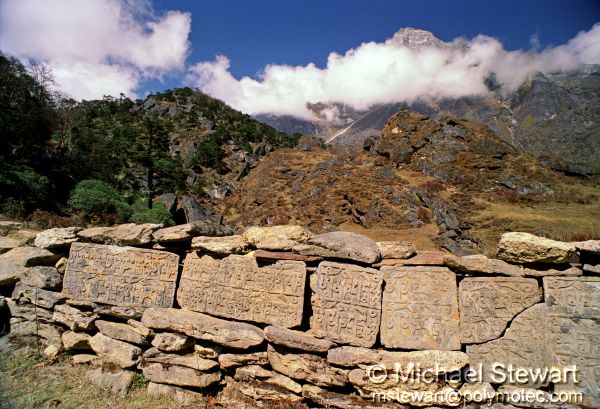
(192, 134, 225, 169)
(129, 202, 174, 226)
(68, 179, 131, 218)
(1, 198, 26, 219)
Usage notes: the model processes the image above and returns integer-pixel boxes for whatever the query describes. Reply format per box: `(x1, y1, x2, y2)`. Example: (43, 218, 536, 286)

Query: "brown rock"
(377, 241, 416, 259)
(267, 344, 348, 387)
(72, 354, 100, 365)
(55, 257, 67, 274)
(141, 363, 221, 388)
(253, 249, 323, 262)
(151, 332, 192, 352)
(0, 221, 22, 236)
(0, 261, 27, 286)
(459, 277, 542, 343)
(142, 347, 219, 371)
(95, 320, 149, 346)
(0, 246, 60, 266)
(373, 250, 446, 267)
(62, 331, 92, 351)
(218, 352, 268, 368)
(264, 325, 334, 353)
(583, 264, 600, 274)
(242, 225, 313, 250)
(52, 303, 97, 331)
(234, 365, 273, 380)
(381, 266, 460, 350)
(9, 320, 64, 348)
(191, 235, 249, 254)
(310, 261, 382, 347)
(7, 299, 55, 325)
(575, 240, 600, 255)
(147, 382, 204, 405)
(141, 307, 264, 349)
(293, 231, 381, 264)
(302, 384, 404, 409)
(0, 236, 20, 254)
(194, 343, 221, 359)
(89, 333, 142, 368)
(497, 232, 576, 264)
(460, 382, 496, 404)
(13, 283, 65, 308)
(445, 254, 582, 277)
(94, 304, 144, 320)
(85, 367, 134, 396)
(237, 380, 302, 402)
(34, 227, 81, 249)
(20, 266, 62, 290)
(78, 223, 161, 246)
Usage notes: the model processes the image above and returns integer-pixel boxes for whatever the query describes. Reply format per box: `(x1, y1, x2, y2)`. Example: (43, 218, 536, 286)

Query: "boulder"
(43, 344, 60, 358)
(376, 241, 416, 259)
(62, 331, 92, 351)
(155, 193, 177, 213)
(85, 368, 134, 397)
(267, 344, 348, 387)
(218, 352, 268, 368)
(0, 261, 27, 286)
(152, 221, 232, 242)
(95, 320, 149, 346)
(147, 382, 204, 405)
(12, 283, 65, 308)
(89, 333, 142, 368)
(142, 347, 219, 371)
(52, 304, 97, 331)
(264, 325, 334, 353)
(175, 195, 208, 223)
(191, 235, 249, 254)
(20, 266, 62, 290)
(497, 232, 576, 264)
(142, 307, 263, 349)
(242, 225, 313, 250)
(0, 236, 20, 254)
(0, 246, 60, 266)
(142, 363, 221, 388)
(293, 231, 381, 264)
(34, 227, 81, 249)
(78, 223, 161, 246)
(151, 332, 192, 352)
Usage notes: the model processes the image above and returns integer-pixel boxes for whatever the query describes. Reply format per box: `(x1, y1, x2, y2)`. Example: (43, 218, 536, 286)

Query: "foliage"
(192, 134, 226, 169)
(129, 199, 174, 226)
(68, 179, 131, 218)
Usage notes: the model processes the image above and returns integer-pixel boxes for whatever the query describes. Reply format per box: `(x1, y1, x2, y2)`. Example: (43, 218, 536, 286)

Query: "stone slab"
(177, 253, 306, 327)
(380, 266, 460, 350)
(310, 261, 382, 348)
(62, 242, 179, 308)
(372, 250, 446, 267)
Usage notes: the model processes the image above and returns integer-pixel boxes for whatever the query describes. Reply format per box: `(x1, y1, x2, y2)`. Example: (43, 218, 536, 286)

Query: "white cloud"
(187, 24, 600, 120)
(0, 0, 191, 100)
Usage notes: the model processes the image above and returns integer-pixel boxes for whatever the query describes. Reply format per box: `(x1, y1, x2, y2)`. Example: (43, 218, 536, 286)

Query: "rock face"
(34, 227, 81, 249)
(143, 348, 219, 371)
(267, 345, 348, 387)
(0, 246, 60, 266)
(264, 326, 334, 353)
(497, 232, 576, 264)
(151, 332, 191, 352)
(376, 241, 416, 259)
(86, 368, 134, 396)
(141, 307, 264, 349)
(62, 243, 179, 308)
(191, 235, 248, 254)
(95, 320, 149, 346)
(293, 231, 381, 264)
(242, 225, 313, 250)
(218, 352, 269, 368)
(12, 283, 65, 308)
(89, 333, 142, 368)
(380, 266, 460, 350)
(20, 266, 62, 290)
(141, 363, 221, 388)
(147, 382, 203, 405)
(459, 277, 542, 343)
(0, 236, 20, 254)
(0, 261, 27, 286)
(62, 331, 92, 351)
(52, 304, 97, 331)
(177, 253, 306, 327)
(310, 261, 382, 347)
(77, 223, 161, 246)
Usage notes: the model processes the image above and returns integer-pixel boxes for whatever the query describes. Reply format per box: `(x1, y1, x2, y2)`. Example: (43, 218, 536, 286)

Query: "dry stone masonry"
(1, 223, 599, 408)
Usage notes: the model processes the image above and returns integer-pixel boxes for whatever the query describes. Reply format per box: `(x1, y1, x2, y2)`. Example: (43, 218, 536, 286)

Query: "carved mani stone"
(459, 277, 542, 343)
(380, 266, 460, 350)
(309, 261, 382, 348)
(177, 253, 306, 328)
(544, 277, 600, 408)
(63, 243, 179, 308)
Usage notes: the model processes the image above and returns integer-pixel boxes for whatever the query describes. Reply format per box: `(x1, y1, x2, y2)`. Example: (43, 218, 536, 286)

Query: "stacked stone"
(0, 222, 598, 408)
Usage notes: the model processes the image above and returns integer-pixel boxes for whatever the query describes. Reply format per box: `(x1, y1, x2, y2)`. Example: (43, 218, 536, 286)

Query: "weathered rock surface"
(302, 384, 402, 409)
(62, 331, 92, 350)
(141, 363, 221, 388)
(575, 240, 600, 255)
(293, 231, 380, 264)
(126, 319, 152, 338)
(153, 221, 232, 243)
(151, 332, 192, 352)
(267, 344, 348, 387)
(78, 223, 161, 246)
(0, 221, 22, 236)
(219, 352, 269, 368)
(444, 254, 582, 277)
(20, 266, 62, 290)
(264, 325, 334, 353)
(142, 347, 219, 371)
(141, 307, 264, 349)
(310, 261, 382, 347)
(178, 253, 306, 327)
(497, 232, 576, 264)
(94, 304, 144, 320)
(0, 246, 60, 266)
(52, 303, 97, 331)
(95, 320, 148, 346)
(147, 382, 204, 405)
(12, 283, 65, 308)
(9, 320, 63, 348)
(6, 298, 53, 321)
(72, 354, 101, 365)
(34, 227, 81, 249)
(497, 385, 581, 409)
(55, 257, 67, 274)
(583, 264, 600, 274)
(89, 333, 142, 368)
(373, 250, 446, 267)
(237, 380, 302, 402)
(85, 368, 134, 397)
(377, 241, 416, 259)
(191, 235, 249, 254)
(459, 277, 542, 343)
(0, 261, 27, 286)
(0, 236, 20, 254)
(194, 343, 221, 359)
(381, 266, 460, 350)
(253, 249, 323, 262)
(242, 225, 313, 250)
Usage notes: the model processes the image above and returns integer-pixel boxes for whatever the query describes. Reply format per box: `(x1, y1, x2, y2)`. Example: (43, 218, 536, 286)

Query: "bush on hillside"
(129, 200, 174, 226)
(68, 179, 131, 218)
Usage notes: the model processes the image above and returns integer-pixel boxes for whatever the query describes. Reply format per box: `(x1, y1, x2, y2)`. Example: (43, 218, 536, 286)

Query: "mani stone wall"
(0, 222, 599, 408)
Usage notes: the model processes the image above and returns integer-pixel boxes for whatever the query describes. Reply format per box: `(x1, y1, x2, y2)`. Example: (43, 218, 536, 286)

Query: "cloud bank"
(0, 0, 191, 99)
(187, 24, 600, 120)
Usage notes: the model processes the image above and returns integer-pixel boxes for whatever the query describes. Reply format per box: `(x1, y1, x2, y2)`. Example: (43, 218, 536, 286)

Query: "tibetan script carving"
(63, 242, 179, 308)
(380, 266, 460, 350)
(459, 277, 542, 343)
(309, 261, 382, 348)
(544, 277, 600, 407)
(177, 253, 306, 328)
